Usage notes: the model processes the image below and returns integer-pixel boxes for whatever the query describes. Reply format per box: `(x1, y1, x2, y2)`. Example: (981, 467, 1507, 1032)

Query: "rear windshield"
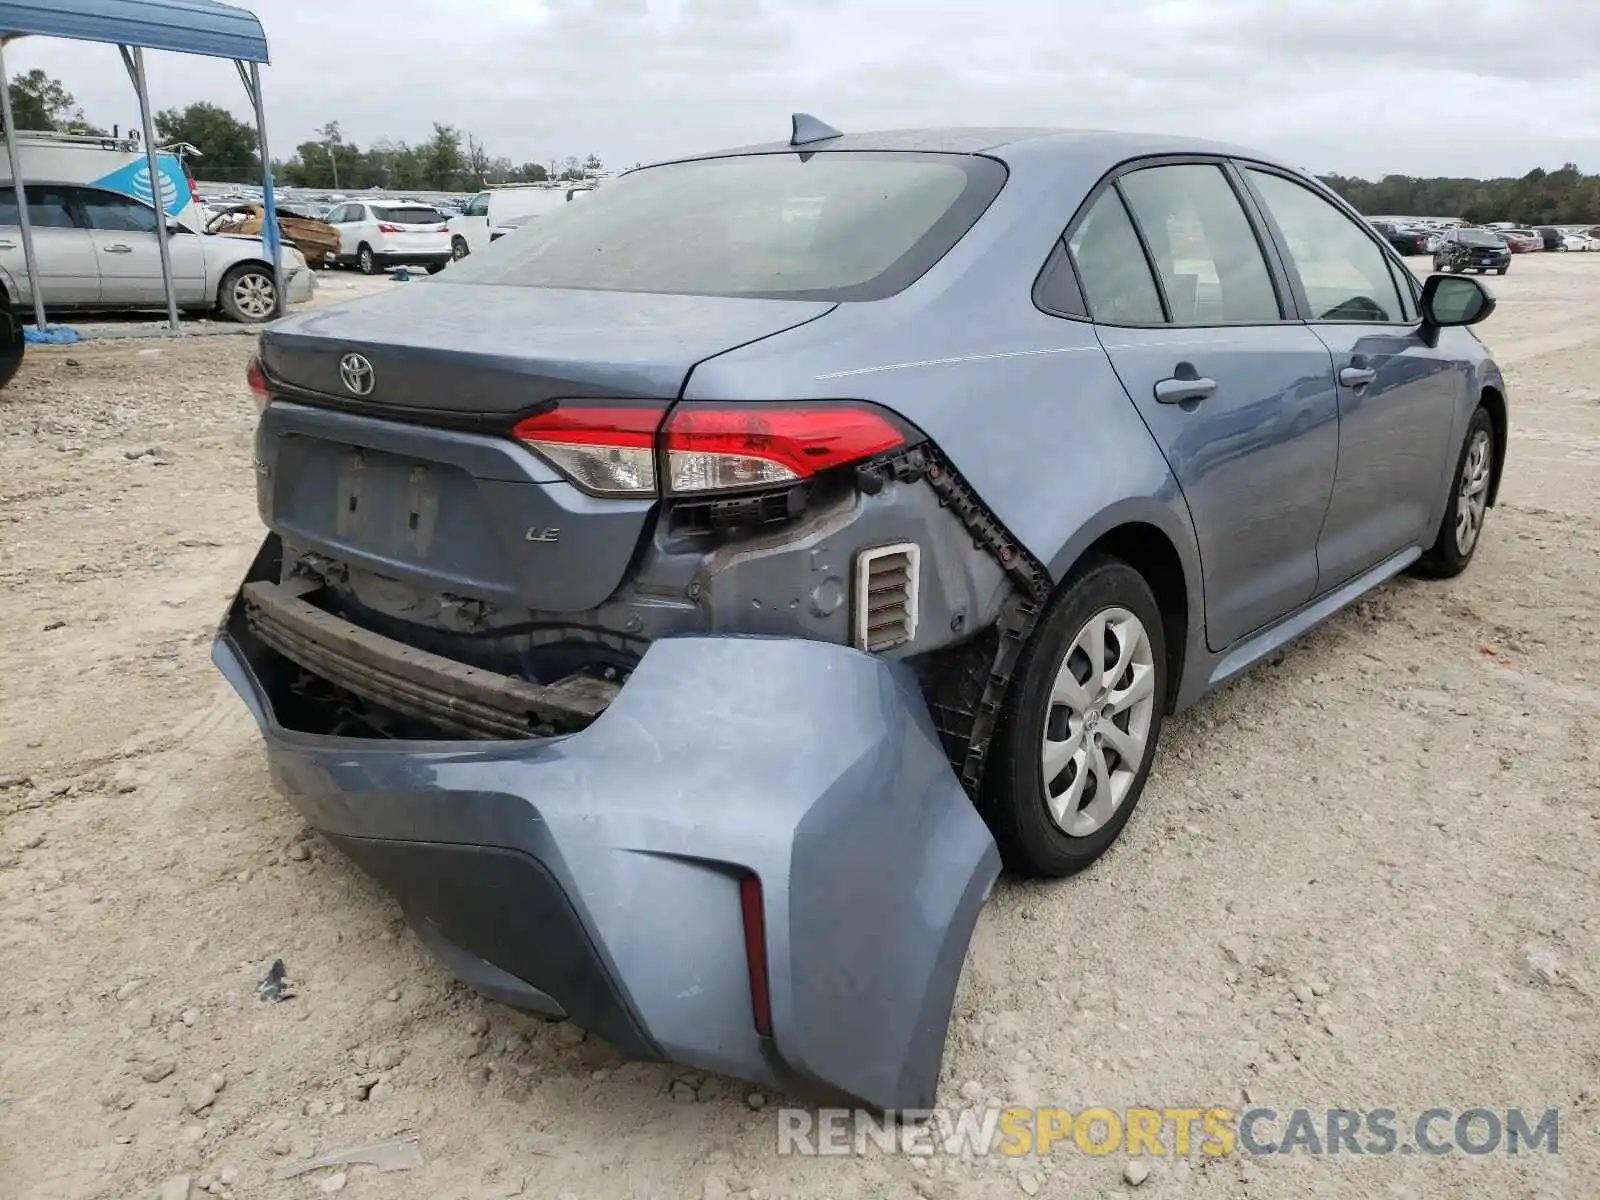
(439, 151, 1007, 301)
(1458, 229, 1505, 247)
(374, 206, 443, 224)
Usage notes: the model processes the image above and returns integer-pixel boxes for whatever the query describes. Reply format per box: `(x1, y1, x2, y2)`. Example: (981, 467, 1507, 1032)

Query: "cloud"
(9, 0, 1597, 178)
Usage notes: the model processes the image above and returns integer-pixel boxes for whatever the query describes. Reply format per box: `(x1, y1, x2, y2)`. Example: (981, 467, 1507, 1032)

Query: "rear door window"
(1065, 189, 1165, 324)
(1116, 164, 1283, 324)
(0, 185, 81, 228)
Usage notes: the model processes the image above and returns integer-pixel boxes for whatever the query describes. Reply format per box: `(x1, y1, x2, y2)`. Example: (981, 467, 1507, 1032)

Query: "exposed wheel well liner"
(1479, 385, 1507, 507)
(1076, 522, 1188, 713)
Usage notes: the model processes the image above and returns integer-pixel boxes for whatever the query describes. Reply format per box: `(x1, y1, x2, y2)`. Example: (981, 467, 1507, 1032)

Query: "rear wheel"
(218, 264, 277, 323)
(984, 558, 1167, 878)
(1413, 405, 1495, 579)
(426, 262, 447, 275)
(357, 244, 378, 275)
(451, 237, 470, 261)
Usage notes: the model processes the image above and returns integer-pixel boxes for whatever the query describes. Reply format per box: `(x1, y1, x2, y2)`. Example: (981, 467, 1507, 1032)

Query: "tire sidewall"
(358, 245, 376, 275)
(1438, 407, 1496, 569)
(987, 558, 1168, 876)
(219, 266, 274, 324)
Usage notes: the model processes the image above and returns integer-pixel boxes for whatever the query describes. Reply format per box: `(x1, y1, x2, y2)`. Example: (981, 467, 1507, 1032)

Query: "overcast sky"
(13, 0, 1598, 179)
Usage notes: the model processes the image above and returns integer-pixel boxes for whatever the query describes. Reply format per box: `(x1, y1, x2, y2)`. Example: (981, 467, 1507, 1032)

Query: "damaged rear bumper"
(212, 540, 1000, 1110)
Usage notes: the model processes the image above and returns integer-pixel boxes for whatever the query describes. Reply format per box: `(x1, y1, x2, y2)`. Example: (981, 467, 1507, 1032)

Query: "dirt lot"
(1, 256, 1596, 1200)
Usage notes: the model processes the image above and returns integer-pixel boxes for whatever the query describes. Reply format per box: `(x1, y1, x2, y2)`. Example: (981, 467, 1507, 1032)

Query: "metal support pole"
(0, 38, 48, 330)
(122, 46, 181, 331)
(238, 60, 284, 319)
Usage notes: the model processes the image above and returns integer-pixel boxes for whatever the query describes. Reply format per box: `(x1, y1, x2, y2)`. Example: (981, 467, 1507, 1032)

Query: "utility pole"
(325, 140, 340, 189)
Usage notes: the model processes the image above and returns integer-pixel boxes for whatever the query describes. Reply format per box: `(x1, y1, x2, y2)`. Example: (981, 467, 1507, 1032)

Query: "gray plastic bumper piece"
(213, 570, 1000, 1111)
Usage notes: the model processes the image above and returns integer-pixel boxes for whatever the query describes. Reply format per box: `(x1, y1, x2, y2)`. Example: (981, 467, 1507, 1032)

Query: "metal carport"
(0, 0, 280, 331)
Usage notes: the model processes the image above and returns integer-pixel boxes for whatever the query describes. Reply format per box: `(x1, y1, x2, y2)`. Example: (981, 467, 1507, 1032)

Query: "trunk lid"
(255, 282, 836, 615)
(259, 282, 836, 416)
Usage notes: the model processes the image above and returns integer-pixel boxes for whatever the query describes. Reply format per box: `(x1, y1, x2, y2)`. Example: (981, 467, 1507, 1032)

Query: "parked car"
(1534, 226, 1564, 251)
(447, 185, 573, 258)
(222, 123, 1507, 1113)
(1503, 229, 1542, 253)
(1560, 229, 1598, 251)
(323, 201, 452, 275)
(1, 182, 312, 322)
(1369, 219, 1431, 255)
(1434, 226, 1511, 274)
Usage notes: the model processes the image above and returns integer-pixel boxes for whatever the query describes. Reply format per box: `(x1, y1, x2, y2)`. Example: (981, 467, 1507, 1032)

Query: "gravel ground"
(1, 256, 1596, 1200)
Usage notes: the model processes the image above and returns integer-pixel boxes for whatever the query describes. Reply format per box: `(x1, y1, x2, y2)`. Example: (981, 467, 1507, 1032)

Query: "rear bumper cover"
(212, 538, 1000, 1109)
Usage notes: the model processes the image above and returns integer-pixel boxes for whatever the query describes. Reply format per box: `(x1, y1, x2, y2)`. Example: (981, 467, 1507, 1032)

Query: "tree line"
(8, 70, 1599, 220)
(5, 72, 601, 193)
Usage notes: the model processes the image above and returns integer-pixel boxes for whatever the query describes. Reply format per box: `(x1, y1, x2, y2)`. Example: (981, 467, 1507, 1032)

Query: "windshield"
(1458, 230, 1505, 247)
(440, 151, 1006, 300)
(375, 205, 444, 224)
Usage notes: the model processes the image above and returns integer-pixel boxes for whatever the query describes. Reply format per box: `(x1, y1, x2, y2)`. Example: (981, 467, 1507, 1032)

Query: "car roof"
(652, 126, 1291, 174)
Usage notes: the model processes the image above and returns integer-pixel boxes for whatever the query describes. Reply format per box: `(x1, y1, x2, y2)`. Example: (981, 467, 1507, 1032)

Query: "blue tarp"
(0, 0, 268, 63)
(24, 326, 81, 344)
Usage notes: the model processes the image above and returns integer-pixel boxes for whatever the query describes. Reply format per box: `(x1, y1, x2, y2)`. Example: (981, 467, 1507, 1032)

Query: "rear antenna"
(790, 113, 843, 147)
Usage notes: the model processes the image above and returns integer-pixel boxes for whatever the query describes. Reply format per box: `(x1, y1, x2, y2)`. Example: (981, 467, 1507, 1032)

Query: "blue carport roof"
(0, 0, 268, 63)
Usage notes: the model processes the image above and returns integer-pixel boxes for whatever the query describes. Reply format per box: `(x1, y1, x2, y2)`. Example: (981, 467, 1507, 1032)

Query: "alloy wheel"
(1041, 606, 1157, 838)
(233, 272, 276, 319)
(1455, 428, 1493, 556)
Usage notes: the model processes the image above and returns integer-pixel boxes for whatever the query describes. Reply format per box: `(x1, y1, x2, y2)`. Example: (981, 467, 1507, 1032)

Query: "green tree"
(154, 101, 261, 182)
(6, 69, 103, 134)
(421, 124, 466, 190)
(514, 161, 549, 182)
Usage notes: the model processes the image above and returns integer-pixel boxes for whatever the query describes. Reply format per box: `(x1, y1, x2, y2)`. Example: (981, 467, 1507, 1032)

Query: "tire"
(426, 263, 447, 275)
(1413, 405, 1495, 580)
(1497, 267, 1508, 275)
(0, 308, 23, 390)
(451, 237, 470, 261)
(357, 244, 378, 275)
(217, 264, 277, 324)
(984, 557, 1168, 878)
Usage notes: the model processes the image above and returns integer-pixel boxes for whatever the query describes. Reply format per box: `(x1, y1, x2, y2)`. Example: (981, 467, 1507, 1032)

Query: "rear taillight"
(663, 403, 905, 494)
(435, 224, 449, 233)
(512, 401, 910, 498)
(512, 403, 665, 496)
(739, 873, 773, 1037)
(246, 355, 269, 413)
(377, 222, 404, 234)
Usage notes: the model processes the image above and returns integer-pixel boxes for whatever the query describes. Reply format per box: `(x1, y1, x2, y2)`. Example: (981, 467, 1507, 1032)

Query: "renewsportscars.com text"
(776, 1106, 1560, 1158)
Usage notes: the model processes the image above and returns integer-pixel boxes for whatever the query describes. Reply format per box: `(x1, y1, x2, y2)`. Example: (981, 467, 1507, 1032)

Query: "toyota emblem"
(339, 352, 375, 396)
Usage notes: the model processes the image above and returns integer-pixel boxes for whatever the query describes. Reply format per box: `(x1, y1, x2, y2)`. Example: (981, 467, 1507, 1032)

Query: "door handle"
(103, 243, 134, 254)
(1339, 366, 1377, 388)
(0, 240, 14, 249)
(1153, 375, 1218, 404)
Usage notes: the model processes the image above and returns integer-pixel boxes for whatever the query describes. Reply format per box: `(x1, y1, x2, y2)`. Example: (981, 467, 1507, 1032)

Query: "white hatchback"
(324, 201, 452, 275)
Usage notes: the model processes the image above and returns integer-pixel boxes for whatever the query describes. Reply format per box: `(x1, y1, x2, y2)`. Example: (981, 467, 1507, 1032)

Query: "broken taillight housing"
(663, 403, 906, 494)
(511, 400, 910, 497)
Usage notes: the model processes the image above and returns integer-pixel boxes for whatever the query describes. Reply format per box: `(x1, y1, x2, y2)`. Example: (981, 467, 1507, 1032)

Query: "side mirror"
(1420, 273, 1495, 330)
